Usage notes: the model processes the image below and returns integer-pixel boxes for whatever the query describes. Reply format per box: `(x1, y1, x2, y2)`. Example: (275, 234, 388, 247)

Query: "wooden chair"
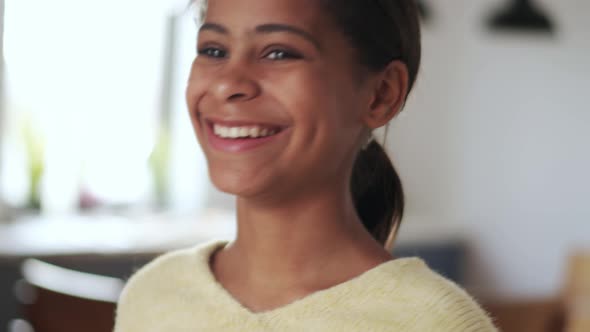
(483, 298, 564, 332)
(15, 258, 124, 332)
(562, 252, 590, 332)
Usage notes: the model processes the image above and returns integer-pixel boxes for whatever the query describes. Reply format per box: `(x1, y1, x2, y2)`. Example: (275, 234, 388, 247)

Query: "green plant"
(21, 115, 45, 210)
(148, 127, 170, 208)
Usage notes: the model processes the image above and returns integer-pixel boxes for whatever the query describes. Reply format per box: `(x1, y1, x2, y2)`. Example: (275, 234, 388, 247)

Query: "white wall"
(391, 0, 590, 300)
(0, 0, 5, 218)
(0, 0, 4, 161)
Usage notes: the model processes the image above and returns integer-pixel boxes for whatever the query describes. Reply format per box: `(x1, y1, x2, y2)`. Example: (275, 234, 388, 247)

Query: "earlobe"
(362, 60, 409, 129)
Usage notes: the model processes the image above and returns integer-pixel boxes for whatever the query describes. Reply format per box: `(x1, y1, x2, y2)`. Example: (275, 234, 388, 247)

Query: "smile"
(204, 119, 290, 153)
(212, 124, 281, 139)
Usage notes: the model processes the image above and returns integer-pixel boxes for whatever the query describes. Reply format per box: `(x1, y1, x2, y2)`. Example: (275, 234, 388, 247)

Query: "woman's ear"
(362, 60, 409, 129)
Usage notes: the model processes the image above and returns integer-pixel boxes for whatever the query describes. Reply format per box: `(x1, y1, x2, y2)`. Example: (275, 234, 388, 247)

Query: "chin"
(208, 167, 267, 198)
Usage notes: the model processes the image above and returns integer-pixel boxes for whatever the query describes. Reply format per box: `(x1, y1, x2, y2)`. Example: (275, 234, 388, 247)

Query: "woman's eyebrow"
(255, 23, 321, 50)
(198, 22, 322, 51)
(199, 22, 228, 35)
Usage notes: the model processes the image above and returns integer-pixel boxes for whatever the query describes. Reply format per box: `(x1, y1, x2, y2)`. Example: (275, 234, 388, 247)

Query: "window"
(1, 0, 210, 216)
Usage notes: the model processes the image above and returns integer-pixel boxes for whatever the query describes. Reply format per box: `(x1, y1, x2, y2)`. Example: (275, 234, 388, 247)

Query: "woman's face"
(186, 0, 377, 199)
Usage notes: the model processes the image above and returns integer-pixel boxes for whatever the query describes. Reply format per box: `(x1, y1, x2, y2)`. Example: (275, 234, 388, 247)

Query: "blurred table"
(0, 209, 236, 259)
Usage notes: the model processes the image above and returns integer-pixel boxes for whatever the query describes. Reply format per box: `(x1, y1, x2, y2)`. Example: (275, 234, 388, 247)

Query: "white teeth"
(213, 124, 280, 139)
(239, 127, 249, 137)
(250, 127, 260, 137)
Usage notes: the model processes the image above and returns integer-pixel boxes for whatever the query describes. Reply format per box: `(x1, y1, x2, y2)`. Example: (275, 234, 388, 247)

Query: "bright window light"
(2, 0, 208, 215)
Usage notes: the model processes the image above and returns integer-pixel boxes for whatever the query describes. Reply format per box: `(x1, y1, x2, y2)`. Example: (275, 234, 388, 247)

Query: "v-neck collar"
(193, 239, 422, 320)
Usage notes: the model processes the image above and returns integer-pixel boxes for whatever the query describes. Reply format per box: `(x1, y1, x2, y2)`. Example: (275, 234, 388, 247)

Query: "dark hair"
(321, 0, 422, 248)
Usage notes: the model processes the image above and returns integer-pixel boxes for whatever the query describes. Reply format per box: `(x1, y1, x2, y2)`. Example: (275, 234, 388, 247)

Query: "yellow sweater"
(114, 239, 498, 331)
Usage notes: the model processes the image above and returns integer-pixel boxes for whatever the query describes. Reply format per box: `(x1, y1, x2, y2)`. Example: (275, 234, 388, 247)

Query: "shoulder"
(113, 239, 228, 332)
(369, 258, 498, 331)
(122, 238, 224, 289)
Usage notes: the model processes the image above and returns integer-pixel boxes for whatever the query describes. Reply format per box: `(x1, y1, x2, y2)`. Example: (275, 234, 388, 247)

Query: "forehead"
(203, 0, 326, 32)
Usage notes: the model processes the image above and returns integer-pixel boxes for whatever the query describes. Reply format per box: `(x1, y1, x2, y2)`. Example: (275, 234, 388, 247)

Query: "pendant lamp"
(488, 0, 555, 34)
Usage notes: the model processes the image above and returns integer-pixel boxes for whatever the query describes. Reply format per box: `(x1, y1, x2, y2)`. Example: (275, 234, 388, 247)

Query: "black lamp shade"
(489, 0, 554, 33)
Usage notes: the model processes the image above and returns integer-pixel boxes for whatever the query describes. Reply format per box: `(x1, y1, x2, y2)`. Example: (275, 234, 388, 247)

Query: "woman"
(114, 0, 498, 330)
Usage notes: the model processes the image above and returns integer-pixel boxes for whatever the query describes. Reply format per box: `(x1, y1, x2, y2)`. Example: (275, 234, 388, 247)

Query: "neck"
(221, 182, 391, 289)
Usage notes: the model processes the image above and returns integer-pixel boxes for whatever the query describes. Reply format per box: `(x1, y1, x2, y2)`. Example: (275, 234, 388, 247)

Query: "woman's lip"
(204, 120, 291, 153)
(203, 116, 289, 129)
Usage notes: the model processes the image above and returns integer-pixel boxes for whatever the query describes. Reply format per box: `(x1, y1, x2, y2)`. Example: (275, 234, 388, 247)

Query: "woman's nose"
(210, 67, 261, 102)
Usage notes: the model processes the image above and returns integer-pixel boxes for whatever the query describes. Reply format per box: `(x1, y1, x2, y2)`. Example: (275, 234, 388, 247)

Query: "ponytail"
(351, 139, 404, 250)
(329, 0, 419, 251)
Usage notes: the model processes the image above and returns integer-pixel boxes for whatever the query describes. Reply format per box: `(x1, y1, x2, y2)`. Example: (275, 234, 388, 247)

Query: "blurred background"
(0, 0, 588, 331)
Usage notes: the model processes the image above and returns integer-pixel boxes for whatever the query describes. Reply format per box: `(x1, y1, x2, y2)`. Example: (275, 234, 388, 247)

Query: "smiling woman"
(113, 0, 498, 331)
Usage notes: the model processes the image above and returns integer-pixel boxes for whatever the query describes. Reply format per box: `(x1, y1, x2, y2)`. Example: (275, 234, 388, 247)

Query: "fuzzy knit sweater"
(114, 239, 498, 331)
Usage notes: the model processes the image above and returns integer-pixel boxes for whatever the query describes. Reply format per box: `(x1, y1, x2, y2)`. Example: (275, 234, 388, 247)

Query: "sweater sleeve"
(113, 259, 160, 332)
(409, 275, 498, 331)
(373, 258, 498, 332)
(112, 248, 195, 332)
(112, 280, 135, 332)
(426, 287, 497, 331)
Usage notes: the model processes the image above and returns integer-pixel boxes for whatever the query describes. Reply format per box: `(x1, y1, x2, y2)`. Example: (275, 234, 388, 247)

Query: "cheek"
(268, 67, 363, 138)
(266, 66, 359, 119)
(186, 64, 209, 100)
(185, 64, 212, 140)
(262, 68, 364, 173)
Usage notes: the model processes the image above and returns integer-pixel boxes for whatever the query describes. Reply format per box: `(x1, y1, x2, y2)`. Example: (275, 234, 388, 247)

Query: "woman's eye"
(265, 49, 302, 61)
(198, 47, 227, 58)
